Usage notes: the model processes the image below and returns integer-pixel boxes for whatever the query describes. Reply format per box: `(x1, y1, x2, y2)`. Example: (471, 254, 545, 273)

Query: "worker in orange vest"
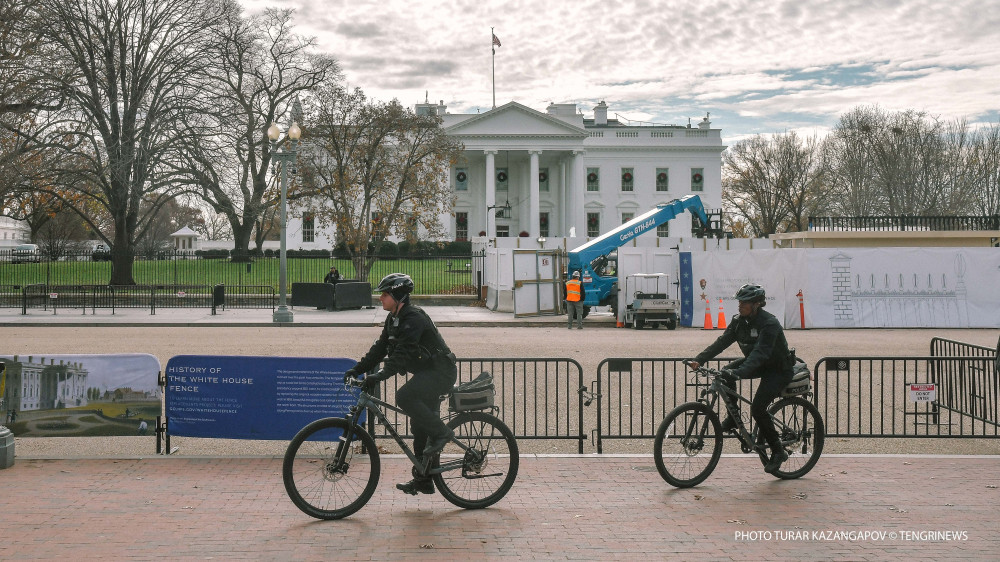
(565, 271, 585, 330)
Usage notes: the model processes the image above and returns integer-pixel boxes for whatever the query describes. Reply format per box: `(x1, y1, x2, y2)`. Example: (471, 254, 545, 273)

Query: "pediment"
(446, 102, 587, 138)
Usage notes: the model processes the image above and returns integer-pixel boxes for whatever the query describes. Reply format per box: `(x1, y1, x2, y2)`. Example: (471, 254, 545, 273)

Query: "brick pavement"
(1, 454, 997, 560)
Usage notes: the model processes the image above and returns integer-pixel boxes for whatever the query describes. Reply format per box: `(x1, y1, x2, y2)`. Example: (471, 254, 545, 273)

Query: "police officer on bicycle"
(343, 273, 458, 495)
(686, 283, 795, 474)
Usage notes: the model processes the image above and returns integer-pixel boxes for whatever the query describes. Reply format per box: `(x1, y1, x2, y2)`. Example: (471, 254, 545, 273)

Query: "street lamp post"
(267, 121, 301, 323)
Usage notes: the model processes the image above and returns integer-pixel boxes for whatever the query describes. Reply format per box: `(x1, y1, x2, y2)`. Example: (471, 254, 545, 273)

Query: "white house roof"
(445, 101, 588, 139)
(170, 226, 199, 238)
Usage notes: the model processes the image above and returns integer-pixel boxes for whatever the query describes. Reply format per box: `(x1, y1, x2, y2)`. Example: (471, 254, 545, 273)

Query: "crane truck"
(566, 194, 720, 326)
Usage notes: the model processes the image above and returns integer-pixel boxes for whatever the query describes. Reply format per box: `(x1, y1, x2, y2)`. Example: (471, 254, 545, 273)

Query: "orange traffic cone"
(717, 298, 727, 330)
(702, 299, 714, 330)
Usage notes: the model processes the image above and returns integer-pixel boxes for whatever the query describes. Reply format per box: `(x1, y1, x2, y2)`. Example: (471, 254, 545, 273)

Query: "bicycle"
(653, 365, 824, 488)
(282, 371, 519, 519)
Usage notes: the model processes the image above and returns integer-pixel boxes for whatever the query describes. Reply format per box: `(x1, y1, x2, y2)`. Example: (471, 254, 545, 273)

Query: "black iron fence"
(0, 249, 485, 296)
(15, 283, 276, 315)
(368, 358, 587, 453)
(808, 215, 1000, 232)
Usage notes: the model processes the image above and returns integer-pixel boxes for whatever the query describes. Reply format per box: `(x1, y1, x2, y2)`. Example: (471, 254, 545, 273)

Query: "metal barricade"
(369, 358, 587, 453)
(592, 357, 742, 453)
(815, 356, 998, 438)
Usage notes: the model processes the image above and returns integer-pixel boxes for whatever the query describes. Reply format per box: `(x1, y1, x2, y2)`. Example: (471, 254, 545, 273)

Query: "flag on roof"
(492, 33, 501, 47)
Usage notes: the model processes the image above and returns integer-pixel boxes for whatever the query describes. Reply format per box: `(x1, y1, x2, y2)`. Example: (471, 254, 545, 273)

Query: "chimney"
(593, 101, 608, 126)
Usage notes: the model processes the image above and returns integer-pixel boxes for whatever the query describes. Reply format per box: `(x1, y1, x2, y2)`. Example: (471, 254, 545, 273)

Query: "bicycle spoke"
(435, 412, 519, 509)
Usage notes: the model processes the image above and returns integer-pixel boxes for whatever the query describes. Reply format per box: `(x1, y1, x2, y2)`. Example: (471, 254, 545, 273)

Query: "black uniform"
(353, 303, 457, 455)
(693, 307, 794, 454)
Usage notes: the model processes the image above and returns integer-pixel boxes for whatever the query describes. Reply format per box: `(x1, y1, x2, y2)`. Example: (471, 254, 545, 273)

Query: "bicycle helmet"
(376, 273, 414, 302)
(733, 283, 766, 304)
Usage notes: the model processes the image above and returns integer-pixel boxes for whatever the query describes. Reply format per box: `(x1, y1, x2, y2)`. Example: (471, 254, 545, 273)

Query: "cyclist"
(686, 283, 795, 473)
(342, 273, 458, 495)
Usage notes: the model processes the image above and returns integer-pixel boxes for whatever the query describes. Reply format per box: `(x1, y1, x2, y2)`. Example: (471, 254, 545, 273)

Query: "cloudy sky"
(240, 0, 1000, 142)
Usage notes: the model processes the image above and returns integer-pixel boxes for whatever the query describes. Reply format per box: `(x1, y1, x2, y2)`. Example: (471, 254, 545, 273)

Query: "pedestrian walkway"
(0, 302, 619, 328)
(1, 454, 996, 559)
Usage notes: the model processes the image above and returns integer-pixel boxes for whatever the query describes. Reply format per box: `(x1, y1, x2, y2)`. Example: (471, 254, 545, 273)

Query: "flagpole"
(491, 27, 496, 109)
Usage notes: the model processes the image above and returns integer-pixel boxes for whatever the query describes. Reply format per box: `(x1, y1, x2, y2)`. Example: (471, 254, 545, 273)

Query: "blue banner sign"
(164, 355, 358, 440)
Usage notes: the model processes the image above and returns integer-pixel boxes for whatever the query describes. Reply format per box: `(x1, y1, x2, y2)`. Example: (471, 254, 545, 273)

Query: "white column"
(560, 158, 569, 236)
(528, 150, 541, 238)
(485, 150, 497, 238)
(572, 150, 586, 237)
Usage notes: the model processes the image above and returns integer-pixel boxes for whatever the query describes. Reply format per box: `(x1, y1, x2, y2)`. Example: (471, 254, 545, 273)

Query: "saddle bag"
(781, 359, 812, 397)
(449, 371, 496, 412)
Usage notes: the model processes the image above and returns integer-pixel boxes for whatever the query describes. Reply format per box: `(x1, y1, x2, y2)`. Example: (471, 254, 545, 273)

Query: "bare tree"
(298, 85, 462, 280)
(966, 121, 1000, 216)
(15, 0, 225, 284)
(179, 5, 337, 261)
(722, 131, 824, 236)
(825, 106, 975, 217)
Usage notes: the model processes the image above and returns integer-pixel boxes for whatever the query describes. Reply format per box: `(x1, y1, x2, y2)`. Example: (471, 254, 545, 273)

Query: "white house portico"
(425, 99, 725, 243)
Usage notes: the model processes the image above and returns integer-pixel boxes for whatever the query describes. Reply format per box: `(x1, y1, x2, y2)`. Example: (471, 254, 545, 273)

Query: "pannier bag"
(781, 358, 812, 397)
(449, 371, 496, 412)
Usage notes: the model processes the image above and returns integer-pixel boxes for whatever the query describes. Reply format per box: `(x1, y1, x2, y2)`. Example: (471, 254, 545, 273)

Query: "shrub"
(377, 240, 398, 259)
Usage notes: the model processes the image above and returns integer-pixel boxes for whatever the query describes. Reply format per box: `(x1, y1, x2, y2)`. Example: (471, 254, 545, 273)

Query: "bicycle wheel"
(283, 417, 380, 520)
(434, 411, 519, 509)
(653, 402, 723, 488)
(768, 396, 825, 480)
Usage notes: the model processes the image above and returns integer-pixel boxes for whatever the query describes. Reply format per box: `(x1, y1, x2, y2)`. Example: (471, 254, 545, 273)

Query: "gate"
(512, 250, 563, 317)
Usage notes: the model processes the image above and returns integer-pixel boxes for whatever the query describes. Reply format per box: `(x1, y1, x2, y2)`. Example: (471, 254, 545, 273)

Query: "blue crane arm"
(567, 195, 710, 272)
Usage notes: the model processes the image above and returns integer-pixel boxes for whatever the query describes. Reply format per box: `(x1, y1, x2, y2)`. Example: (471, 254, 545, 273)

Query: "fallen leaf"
(419, 544, 434, 549)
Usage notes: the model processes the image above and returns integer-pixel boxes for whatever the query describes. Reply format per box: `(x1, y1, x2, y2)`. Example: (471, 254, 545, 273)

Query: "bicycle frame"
(337, 387, 473, 477)
(697, 375, 763, 452)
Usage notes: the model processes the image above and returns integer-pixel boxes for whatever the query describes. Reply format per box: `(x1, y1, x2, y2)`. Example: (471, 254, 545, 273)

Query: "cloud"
(238, 0, 1000, 140)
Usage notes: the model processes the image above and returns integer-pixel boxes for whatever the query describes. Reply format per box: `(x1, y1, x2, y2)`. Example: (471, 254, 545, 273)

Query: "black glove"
(719, 369, 738, 382)
(361, 370, 387, 393)
(343, 368, 359, 386)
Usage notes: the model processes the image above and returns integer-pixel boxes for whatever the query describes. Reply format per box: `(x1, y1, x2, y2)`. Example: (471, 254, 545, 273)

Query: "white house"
(0, 216, 29, 248)
(281, 99, 724, 248)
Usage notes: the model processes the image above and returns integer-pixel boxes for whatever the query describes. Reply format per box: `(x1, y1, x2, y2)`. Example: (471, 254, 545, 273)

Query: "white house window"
(496, 168, 508, 191)
(455, 168, 468, 191)
(539, 211, 550, 237)
(302, 213, 315, 243)
(496, 225, 509, 237)
(455, 211, 468, 241)
(621, 167, 634, 192)
(586, 212, 600, 237)
(691, 168, 704, 192)
(621, 212, 634, 225)
(656, 168, 669, 192)
(657, 223, 669, 237)
(586, 168, 600, 191)
(539, 167, 549, 192)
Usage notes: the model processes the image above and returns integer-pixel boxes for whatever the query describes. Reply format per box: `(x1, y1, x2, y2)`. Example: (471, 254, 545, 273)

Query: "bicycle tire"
(434, 411, 519, 509)
(653, 402, 723, 488)
(767, 396, 825, 480)
(283, 417, 380, 520)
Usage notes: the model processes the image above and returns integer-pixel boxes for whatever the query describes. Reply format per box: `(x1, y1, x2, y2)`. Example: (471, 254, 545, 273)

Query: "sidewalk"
(0, 302, 619, 328)
(2, 454, 997, 559)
